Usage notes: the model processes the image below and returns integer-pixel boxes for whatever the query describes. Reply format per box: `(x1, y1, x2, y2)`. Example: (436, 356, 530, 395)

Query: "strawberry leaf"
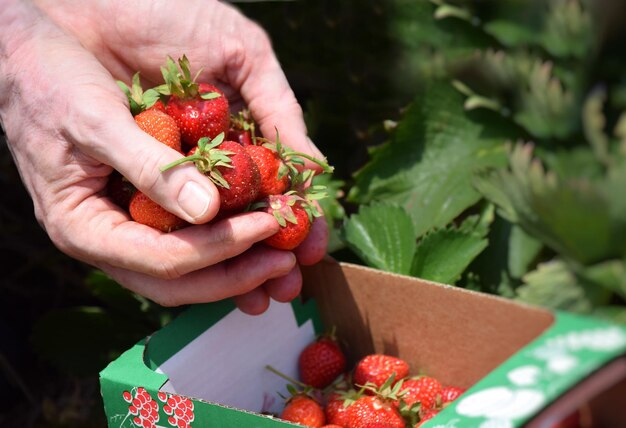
(341, 202, 417, 275)
(411, 222, 489, 285)
(348, 83, 514, 239)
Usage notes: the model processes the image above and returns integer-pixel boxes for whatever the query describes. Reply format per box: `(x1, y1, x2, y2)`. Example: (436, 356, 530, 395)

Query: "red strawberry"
(160, 56, 229, 148)
(129, 191, 187, 232)
(299, 335, 346, 389)
(227, 128, 253, 146)
(321, 425, 344, 428)
(440, 385, 465, 405)
(397, 376, 442, 414)
(162, 133, 261, 213)
(245, 144, 290, 198)
(353, 355, 410, 391)
(325, 392, 354, 427)
(261, 194, 314, 250)
(228, 108, 257, 146)
(135, 108, 182, 152)
(107, 171, 136, 209)
(281, 395, 326, 428)
(345, 396, 404, 428)
(415, 409, 440, 427)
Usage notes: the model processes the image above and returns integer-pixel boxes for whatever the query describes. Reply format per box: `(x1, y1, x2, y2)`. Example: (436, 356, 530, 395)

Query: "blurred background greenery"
(2, 0, 626, 426)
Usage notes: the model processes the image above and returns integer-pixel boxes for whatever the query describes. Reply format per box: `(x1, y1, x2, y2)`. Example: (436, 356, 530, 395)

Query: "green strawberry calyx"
(156, 55, 221, 100)
(159, 132, 234, 189)
(117, 72, 162, 116)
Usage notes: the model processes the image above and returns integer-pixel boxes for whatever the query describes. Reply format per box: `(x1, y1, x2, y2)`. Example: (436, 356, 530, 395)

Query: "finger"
(227, 25, 325, 168)
(52, 192, 280, 277)
(233, 287, 270, 316)
(66, 94, 220, 225)
(100, 246, 296, 307)
(293, 215, 329, 266)
(263, 265, 302, 303)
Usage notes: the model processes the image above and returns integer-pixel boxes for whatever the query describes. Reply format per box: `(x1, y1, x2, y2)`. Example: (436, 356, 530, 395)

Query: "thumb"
(82, 106, 220, 224)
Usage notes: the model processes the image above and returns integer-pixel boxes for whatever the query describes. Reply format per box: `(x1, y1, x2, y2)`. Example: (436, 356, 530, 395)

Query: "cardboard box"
(100, 259, 626, 427)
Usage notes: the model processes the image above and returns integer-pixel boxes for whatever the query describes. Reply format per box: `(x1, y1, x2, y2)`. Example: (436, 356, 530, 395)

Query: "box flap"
(301, 258, 555, 387)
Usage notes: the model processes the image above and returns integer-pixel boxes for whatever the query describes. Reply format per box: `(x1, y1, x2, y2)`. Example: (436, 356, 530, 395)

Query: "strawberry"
(129, 191, 187, 232)
(228, 109, 257, 146)
(299, 333, 347, 389)
(281, 395, 326, 428)
(397, 376, 442, 414)
(321, 425, 344, 428)
(260, 193, 314, 250)
(353, 355, 410, 391)
(159, 56, 229, 149)
(134, 108, 182, 152)
(227, 128, 253, 146)
(439, 385, 465, 405)
(345, 396, 404, 428)
(325, 391, 355, 427)
(245, 144, 290, 198)
(162, 133, 261, 213)
(107, 171, 136, 209)
(415, 409, 440, 427)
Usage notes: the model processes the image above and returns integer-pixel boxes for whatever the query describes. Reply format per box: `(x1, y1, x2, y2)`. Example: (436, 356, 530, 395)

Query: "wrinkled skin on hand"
(0, 0, 328, 315)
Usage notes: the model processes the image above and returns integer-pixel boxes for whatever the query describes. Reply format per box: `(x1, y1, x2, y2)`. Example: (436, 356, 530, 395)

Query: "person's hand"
(0, 0, 328, 315)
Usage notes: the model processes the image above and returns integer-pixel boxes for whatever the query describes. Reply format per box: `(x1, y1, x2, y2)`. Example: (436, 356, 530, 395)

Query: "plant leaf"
(411, 223, 489, 285)
(341, 203, 417, 275)
(348, 83, 513, 238)
(475, 143, 626, 265)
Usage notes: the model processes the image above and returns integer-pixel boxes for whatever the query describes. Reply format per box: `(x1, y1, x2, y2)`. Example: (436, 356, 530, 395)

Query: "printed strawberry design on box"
(121, 387, 159, 428)
(161, 393, 195, 428)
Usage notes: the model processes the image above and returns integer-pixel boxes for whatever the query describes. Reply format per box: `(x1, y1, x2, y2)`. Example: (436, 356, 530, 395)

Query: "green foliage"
(348, 83, 512, 238)
(342, 202, 417, 275)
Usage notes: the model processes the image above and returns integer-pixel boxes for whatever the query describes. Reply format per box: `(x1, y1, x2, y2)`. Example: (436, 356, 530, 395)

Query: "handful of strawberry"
(269, 333, 467, 428)
(108, 55, 333, 249)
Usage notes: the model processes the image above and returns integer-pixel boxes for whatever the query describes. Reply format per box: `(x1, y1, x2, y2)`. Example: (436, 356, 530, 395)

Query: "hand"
(0, 0, 328, 315)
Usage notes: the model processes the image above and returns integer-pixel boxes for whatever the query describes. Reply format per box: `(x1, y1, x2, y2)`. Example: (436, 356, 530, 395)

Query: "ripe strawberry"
(228, 109, 257, 146)
(345, 396, 404, 428)
(353, 355, 410, 391)
(107, 171, 136, 209)
(162, 133, 261, 213)
(281, 395, 326, 428)
(227, 128, 253, 146)
(325, 392, 354, 427)
(321, 425, 344, 428)
(398, 376, 442, 414)
(439, 385, 465, 405)
(415, 409, 440, 427)
(260, 194, 314, 250)
(299, 335, 347, 389)
(134, 109, 182, 152)
(245, 144, 290, 198)
(160, 56, 229, 148)
(129, 191, 187, 232)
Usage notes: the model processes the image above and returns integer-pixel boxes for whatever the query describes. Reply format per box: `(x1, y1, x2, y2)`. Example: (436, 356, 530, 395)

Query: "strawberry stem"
(283, 150, 334, 174)
(159, 154, 204, 172)
(265, 365, 310, 390)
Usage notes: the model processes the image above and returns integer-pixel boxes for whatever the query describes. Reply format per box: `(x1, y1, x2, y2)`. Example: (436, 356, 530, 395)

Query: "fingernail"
(178, 181, 211, 220)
